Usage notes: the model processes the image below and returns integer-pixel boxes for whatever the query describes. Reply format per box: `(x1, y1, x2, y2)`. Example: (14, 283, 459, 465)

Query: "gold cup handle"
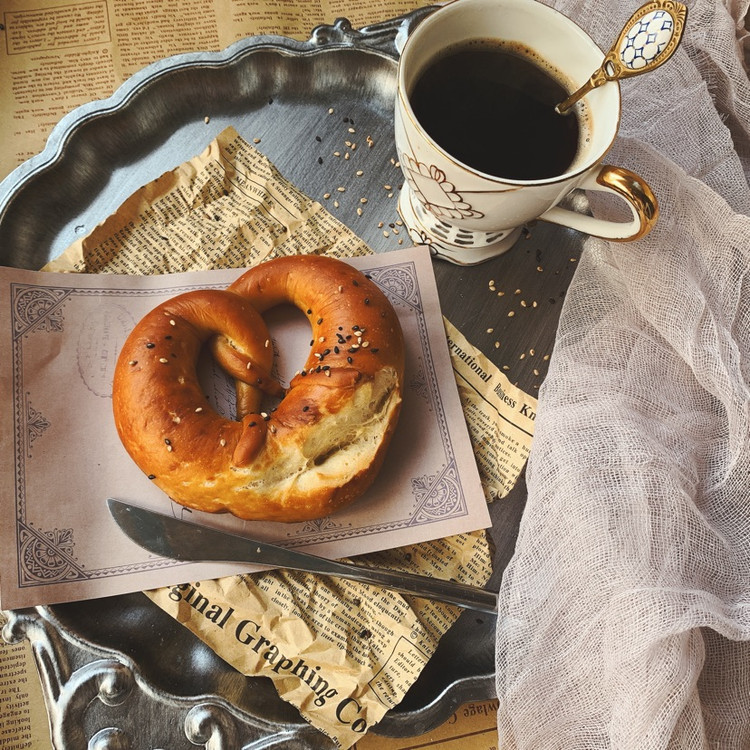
(539, 165, 659, 242)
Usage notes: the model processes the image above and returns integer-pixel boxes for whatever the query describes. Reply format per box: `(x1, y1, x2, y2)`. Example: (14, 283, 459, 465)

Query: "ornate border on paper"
(9, 260, 467, 590)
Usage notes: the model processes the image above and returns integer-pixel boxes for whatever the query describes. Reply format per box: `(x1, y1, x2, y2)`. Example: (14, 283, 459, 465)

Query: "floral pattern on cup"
(401, 153, 484, 220)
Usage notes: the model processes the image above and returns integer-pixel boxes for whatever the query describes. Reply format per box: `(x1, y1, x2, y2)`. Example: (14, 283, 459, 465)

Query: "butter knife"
(107, 498, 497, 615)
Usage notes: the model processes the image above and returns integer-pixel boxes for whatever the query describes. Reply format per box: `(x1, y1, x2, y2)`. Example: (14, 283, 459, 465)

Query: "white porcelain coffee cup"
(394, 0, 658, 265)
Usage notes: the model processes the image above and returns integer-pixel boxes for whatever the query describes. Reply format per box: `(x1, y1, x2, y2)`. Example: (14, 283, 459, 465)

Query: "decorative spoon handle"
(556, 0, 688, 115)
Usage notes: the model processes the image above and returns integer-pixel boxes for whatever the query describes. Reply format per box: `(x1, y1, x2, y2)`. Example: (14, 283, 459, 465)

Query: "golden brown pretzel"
(112, 255, 405, 522)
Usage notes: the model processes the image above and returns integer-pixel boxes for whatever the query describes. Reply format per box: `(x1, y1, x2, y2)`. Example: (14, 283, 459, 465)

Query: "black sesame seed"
(364, 298, 370, 305)
(249, 421, 257, 427)
(334, 346, 340, 354)
(352, 280, 359, 286)
(165, 335, 172, 339)
(164, 438, 171, 445)
(307, 308, 313, 315)
(148, 474, 156, 480)
(317, 156, 323, 165)
(146, 342, 155, 348)
(315, 135, 322, 142)
(347, 357, 353, 364)
(371, 348, 379, 353)
(317, 318, 323, 325)
(302, 405, 309, 411)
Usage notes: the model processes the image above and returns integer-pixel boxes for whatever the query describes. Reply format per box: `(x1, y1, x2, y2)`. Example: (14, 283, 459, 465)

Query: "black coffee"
(409, 41, 581, 180)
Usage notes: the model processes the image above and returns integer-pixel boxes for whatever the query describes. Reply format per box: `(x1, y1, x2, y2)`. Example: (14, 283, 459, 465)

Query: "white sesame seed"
(159, 357, 169, 363)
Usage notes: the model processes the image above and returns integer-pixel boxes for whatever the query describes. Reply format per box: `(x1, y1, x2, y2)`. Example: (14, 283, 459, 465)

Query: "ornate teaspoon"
(556, 0, 688, 115)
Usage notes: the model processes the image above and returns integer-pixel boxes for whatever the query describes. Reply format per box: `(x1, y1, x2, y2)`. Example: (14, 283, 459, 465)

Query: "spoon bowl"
(556, 0, 688, 115)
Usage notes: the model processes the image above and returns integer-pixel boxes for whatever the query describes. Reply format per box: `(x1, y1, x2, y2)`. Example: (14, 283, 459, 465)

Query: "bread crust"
(112, 255, 405, 522)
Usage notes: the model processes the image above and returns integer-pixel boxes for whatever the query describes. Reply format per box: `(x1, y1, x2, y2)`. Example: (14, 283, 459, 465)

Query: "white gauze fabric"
(495, 0, 750, 747)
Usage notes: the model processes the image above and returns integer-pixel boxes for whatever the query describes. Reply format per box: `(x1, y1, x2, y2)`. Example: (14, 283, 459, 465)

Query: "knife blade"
(107, 498, 497, 615)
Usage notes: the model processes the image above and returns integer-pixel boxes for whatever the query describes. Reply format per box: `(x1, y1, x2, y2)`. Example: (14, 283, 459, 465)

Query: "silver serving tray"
(0, 8, 585, 747)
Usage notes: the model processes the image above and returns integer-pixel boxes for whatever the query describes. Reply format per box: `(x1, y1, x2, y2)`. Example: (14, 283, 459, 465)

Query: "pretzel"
(112, 255, 405, 522)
